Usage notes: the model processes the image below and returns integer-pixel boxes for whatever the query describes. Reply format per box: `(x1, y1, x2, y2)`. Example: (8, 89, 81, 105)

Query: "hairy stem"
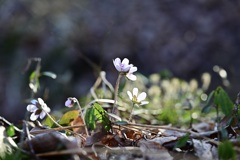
(72, 98, 89, 137)
(112, 73, 122, 116)
(128, 103, 135, 122)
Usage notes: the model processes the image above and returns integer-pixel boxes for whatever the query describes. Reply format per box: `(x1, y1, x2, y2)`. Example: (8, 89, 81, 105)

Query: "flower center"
(132, 95, 139, 104)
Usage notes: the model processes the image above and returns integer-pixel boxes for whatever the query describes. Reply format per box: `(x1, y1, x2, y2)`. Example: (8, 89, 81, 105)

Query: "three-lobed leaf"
(85, 103, 111, 131)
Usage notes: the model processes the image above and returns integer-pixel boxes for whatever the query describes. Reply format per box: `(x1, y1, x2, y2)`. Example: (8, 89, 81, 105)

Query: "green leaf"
(41, 71, 57, 79)
(6, 125, 15, 137)
(59, 110, 79, 126)
(93, 103, 111, 131)
(202, 90, 214, 113)
(85, 106, 96, 130)
(43, 115, 56, 128)
(174, 133, 190, 149)
(218, 140, 236, 160)
(214, 87, 233, 117)
(85, 103, 111, 131)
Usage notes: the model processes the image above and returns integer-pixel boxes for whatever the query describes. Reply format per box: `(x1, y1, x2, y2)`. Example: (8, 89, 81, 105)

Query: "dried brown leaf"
(70, 116, 85, 134)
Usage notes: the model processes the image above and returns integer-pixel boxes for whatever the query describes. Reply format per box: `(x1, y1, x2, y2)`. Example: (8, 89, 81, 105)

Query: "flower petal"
(38, 98, 45, 105)
(140, 101, 149, 105)
(126, 74, 137, 81)
(138, 92, 147, 102)
(30, 113, 39, 121)
(122, 58, 129, 65)
(39, 111, 46, 119)
(127, 91, 133, 100)
(122, 65, 131, 72)
(30, 99, 38, 105)
(43, 105, 51, 113)
(133, 88, 138, 96)
(27, 104, 38, 112)
(114, 58, 121, 65)
(65, 99, 73, 107)
(129, 66, 137, 73)
(115, 64, 122, 72)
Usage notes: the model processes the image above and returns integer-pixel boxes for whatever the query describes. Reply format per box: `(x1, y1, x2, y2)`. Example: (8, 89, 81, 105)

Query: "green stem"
(112, 73, 122, 116)
(129, 103, 135, 122)
(45, 111, 86, 140)
(45, 112, 64, 128)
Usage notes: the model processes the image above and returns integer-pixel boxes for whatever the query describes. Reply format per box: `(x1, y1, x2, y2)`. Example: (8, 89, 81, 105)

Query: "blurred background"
(0, 0, 240, 123)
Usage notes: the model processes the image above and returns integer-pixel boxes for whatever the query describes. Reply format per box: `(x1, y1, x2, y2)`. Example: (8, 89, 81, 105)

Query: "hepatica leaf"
(214, 87, 233, 117)
(85, 103, 111, 131)
(59, 110, 79, 126)
(85, 106, 96, 130)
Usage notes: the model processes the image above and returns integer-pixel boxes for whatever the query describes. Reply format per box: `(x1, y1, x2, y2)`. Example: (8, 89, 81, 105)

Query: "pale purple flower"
(65, 98, 74, 108)
(113, 57, 137, 81)
(26, 98, 51, 121)
(113, 58, 132, 73)
(127, 88, 149, 106)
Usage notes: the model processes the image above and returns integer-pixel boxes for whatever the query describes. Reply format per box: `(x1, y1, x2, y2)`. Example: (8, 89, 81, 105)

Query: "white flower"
(26, 98, 51, 121)
(127, 88, 149, 105)
(126, 66, 137, 81)
(113, 58, 132, 73)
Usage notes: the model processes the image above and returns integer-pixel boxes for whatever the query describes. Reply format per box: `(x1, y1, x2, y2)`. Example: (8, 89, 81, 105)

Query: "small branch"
(30, 124, 86, 135)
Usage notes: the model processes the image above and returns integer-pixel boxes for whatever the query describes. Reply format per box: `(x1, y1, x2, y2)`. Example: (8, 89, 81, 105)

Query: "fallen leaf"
(193, 139, 218, 160)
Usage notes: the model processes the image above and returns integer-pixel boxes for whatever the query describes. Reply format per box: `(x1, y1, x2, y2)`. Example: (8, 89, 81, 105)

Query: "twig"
(29, 124, 86, 135)
(23, 121, 39, 160)
(0, 116, 23, 133)
(118, 123, 221, 146)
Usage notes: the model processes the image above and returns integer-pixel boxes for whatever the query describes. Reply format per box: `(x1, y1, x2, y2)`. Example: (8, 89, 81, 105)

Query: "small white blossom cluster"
(113, 57, 149, 106)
